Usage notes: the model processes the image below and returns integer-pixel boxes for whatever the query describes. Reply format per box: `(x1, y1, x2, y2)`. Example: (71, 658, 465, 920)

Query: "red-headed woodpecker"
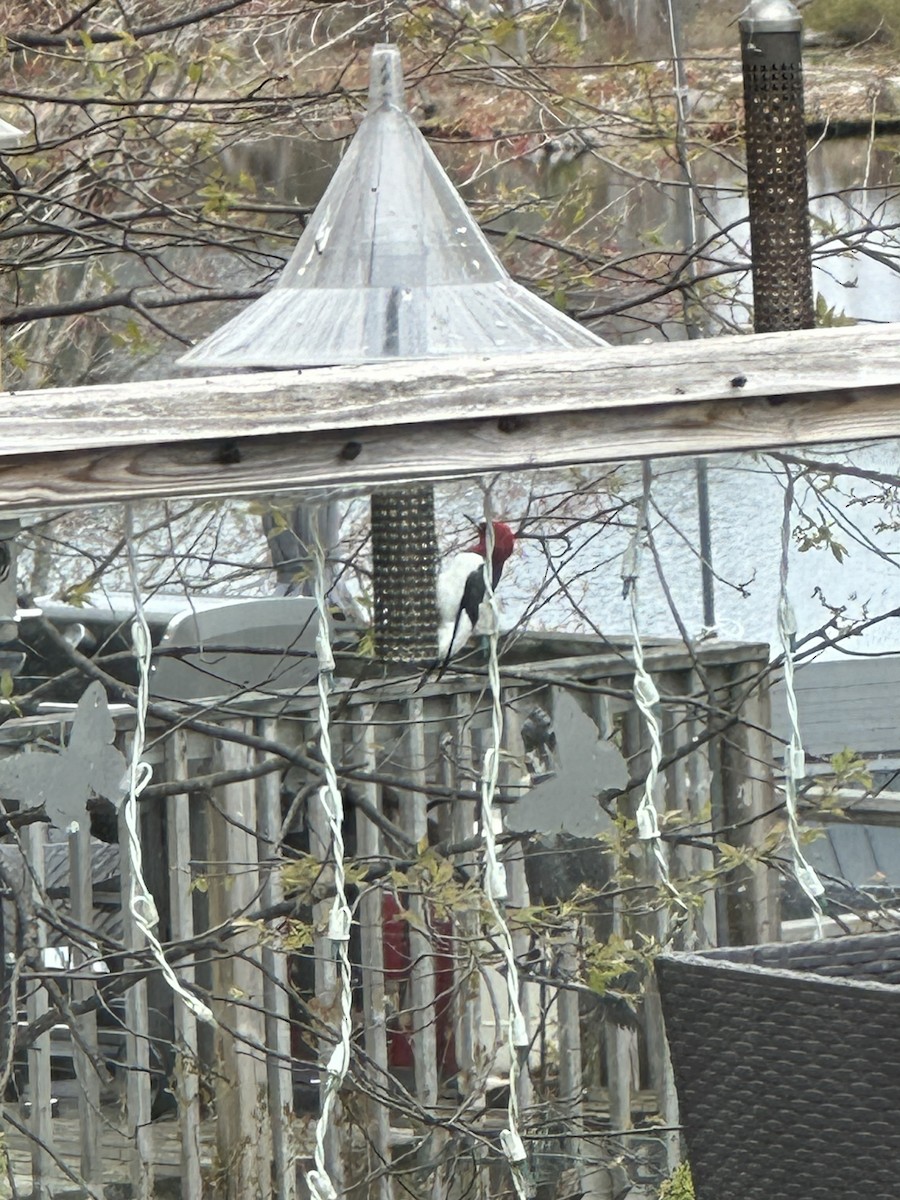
(436, 521, 516, 672)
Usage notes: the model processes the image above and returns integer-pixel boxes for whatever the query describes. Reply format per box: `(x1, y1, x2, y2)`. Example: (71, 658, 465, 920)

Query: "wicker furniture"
(656, 929, 900, 1200)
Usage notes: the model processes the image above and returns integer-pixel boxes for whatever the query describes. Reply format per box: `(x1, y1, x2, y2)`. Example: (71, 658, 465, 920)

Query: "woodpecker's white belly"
(436, 551, 492, 661)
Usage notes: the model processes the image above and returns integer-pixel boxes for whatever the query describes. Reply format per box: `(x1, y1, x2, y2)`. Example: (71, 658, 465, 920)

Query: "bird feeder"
(740, 0, 814, 333)
(182, 44, 606, 662)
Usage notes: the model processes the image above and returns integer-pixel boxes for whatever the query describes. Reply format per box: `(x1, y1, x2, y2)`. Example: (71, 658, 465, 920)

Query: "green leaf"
(491, 16, 517, 40)
(62, 579, 95, 608)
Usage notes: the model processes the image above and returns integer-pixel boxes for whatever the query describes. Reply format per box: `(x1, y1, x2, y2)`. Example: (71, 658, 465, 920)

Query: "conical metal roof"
(180, 44, 606, 370)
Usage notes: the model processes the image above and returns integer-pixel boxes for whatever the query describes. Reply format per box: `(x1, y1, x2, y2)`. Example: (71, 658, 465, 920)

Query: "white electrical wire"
(777, 474, 826, 934)
(306, 505, 354, 1200)
(622, 471, 687, 912)
(480, 514, 533, 1200)
(124, 508, 213, 1024)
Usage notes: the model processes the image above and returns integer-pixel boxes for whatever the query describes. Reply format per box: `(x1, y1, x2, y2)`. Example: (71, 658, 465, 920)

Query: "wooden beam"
(2, 324, 900, 508)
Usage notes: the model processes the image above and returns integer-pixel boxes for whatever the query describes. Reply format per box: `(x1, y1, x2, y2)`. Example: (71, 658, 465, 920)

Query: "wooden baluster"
(118, 800, 154, 1200)
(164, 729, 203, 1200)
(24, 821, 54, 1200)
(69, 817, 102, 1188)
(307, 721, 345, 1195)
(351, 704, 393, 1200)
(209, 726, 272, 1200)
(256, 718, 297, 1200)
(400, 697, 438, 1113)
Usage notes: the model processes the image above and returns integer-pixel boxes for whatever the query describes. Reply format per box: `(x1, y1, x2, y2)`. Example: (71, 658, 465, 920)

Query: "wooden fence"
(0, 633, 776, 1200)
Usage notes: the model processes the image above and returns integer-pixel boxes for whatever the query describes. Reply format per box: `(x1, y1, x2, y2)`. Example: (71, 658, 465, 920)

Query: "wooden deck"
(4, 1104, 215, 1196)
(4, 1102, 318, 1196)
(1, 1094, 660, 1198)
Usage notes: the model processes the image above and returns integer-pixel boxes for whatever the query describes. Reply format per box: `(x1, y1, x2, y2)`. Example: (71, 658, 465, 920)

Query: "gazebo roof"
(180, 44, 606, 370)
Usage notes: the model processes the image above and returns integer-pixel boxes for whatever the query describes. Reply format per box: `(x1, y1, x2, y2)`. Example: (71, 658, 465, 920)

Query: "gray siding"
(771, 656, 900, 758)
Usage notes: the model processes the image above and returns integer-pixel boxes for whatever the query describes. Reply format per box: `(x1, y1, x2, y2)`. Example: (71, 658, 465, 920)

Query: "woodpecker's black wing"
(433, 566, 486, 681)
(461, 566, 486, 626)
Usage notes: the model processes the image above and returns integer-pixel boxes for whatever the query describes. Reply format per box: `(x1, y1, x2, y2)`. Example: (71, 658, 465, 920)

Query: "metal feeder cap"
(368, 43, 404, 112)
(739, 0, 802, 32)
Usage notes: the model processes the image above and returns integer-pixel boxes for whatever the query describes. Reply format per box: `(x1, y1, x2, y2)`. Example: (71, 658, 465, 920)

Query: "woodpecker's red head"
(470, 521, 516, 565)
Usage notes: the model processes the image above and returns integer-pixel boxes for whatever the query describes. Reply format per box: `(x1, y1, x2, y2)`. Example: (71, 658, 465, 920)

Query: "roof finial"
(368, 43, 405, 113)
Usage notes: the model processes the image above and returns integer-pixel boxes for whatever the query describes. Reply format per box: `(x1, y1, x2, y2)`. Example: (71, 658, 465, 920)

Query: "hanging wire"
(622, 466, 688, 914)
(777, 471, 826, 934)
(306, 504, 354, 1200)
(124, 507, 213, 1024)
(480, 509, 533, 1200)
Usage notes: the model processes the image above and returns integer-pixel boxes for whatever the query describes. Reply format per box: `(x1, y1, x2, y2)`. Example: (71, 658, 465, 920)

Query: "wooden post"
(448, 695, 480, 1106)
(719, 659, 780, 944)
(306, 731, 345, 1195)
(642, 975, 680, 1173)
(256, 719, 297, 1200)
(399, 698, 439, 1111)
(591, 696, 636, 1136)
(622, 695, 680, 1172)
(500, 698, 534, 1117)
(209, 728, 273, 1200)
(555, 921, 608, 1199)
(705, 680, 732, 946)
(351, 704, 393, 1200)
(165, 729, 204, 1200)
(447, 693, 487, 1200)
(555, 924, 582, 1132)
(24, 821, 54, 1200)
(681, 674, 718, 948)
(68, 818, 102, 1187)
(118, 803, 154, 1200)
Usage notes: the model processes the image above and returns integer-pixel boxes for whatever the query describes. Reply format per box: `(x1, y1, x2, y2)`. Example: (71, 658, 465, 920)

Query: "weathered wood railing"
(0, 325, 899, 508)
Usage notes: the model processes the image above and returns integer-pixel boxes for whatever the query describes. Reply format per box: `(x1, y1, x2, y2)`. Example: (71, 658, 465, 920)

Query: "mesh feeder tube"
(371, 486, 439, 665)
(740, 0, 814, 333)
